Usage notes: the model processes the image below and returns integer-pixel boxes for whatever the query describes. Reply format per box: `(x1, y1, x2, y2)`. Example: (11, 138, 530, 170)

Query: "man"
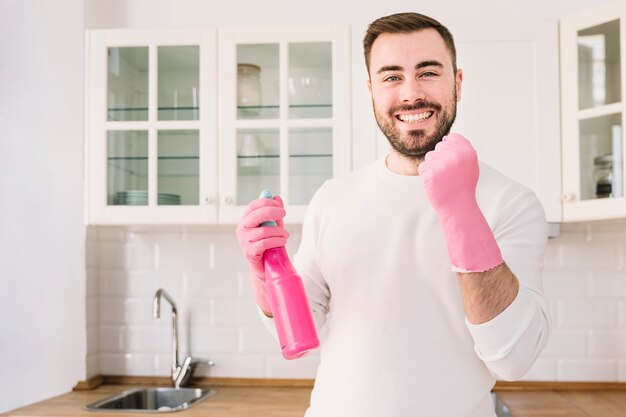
(236, 12, 550, 417)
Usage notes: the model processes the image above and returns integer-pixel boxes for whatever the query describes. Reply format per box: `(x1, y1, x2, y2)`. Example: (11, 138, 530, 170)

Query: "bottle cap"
(259, 189, 277, 227)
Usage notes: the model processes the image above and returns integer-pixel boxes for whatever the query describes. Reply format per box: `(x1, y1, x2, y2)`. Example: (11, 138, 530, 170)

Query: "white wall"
(0, 0, 86, 412)
(85, 0, 608, 28)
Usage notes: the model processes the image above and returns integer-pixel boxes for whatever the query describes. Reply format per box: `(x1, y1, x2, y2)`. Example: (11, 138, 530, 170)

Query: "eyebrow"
(376, 60, 444, 74)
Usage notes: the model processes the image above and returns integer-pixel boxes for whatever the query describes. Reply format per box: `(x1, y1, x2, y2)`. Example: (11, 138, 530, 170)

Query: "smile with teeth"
(397, 111, 433, 123)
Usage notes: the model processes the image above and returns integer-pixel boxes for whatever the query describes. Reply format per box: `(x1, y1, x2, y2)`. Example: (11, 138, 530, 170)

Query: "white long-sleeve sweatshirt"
(260, 156, 551, 417)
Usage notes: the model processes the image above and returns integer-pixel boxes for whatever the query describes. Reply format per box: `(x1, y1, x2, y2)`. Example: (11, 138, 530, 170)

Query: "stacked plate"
(157, 193, 181, 205)
(114, 190, 181, 205)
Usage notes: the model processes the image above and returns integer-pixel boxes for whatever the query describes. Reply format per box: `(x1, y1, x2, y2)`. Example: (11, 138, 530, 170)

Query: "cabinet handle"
(222, 196, 234, 205)
(561, 193, 575, 202)
(204, 196, 214, 205)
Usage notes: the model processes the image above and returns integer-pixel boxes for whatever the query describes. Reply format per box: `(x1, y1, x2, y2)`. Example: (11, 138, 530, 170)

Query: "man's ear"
(455, 68, 463, 102)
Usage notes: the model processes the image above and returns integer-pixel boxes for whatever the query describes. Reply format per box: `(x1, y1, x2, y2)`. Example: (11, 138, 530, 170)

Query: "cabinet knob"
(204, 196, 214, 205)
(561, 193, 575, 202)
(222, 196, 234, 205)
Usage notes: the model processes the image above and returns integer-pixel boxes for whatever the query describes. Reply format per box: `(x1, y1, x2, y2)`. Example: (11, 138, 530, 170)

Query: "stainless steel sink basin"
(493, 393, 514, 417)
(85, 387, 216, 413)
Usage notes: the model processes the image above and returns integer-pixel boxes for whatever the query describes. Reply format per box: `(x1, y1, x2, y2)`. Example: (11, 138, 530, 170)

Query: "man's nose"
(399, 78, 425, 102)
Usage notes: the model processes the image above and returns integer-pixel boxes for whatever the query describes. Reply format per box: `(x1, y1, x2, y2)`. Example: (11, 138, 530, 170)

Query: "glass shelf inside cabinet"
(237, 153, 332, 160)
(237, 104, 332, 119)
(107, 154, 199, 206)
(107, 156, 200, 177)
(107, 107, 200, 121)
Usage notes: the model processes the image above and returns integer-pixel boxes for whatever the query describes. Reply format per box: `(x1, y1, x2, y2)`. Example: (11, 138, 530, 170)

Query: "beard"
(373, 91, 457, 161)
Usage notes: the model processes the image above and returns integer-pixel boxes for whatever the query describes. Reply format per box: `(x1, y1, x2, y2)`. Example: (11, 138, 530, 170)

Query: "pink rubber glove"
(417, 133, 503, 272)
(235, 196, 289, 315)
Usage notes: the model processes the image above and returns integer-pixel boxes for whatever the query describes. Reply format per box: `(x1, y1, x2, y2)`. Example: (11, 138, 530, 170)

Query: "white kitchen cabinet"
(560, 0, 626, 221)
(351, 20, 562, 222)
(85, 29, 217, 224)
(85, 26, 350, 225)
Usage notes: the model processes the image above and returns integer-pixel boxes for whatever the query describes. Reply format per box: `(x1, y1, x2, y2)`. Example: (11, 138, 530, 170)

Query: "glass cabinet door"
(234, 40, 334, 204)
(220, 26, 349, 223)
(561, 3, 626, 221)
(88, 29, 216, 224)
(106, 44, 201, 207)
(577, 19, 623, 201)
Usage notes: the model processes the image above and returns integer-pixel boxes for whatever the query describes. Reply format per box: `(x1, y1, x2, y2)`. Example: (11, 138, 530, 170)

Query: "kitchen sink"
(493, 393, 514, 417)
(85, 387, 216, 413)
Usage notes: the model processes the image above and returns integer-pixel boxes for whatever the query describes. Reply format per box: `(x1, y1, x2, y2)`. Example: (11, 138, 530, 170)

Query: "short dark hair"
(363, 12, 457, 76)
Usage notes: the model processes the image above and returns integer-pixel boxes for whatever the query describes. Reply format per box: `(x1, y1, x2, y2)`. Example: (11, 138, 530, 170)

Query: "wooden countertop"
(0, 384, 312, 417)
(497, 390, 626, 417)
(3, 383, 626, 417)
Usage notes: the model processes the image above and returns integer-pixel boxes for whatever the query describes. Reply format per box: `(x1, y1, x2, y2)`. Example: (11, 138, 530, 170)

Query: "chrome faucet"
(153, 288, 215, 388)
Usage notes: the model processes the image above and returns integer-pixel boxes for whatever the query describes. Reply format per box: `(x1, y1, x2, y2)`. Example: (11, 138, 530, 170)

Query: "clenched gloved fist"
(418, 133, 503, 272)
(235, 195, 289, 314)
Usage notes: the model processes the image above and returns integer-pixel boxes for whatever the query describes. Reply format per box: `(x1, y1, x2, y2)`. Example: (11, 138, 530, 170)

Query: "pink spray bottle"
(259, 189, 320, 359)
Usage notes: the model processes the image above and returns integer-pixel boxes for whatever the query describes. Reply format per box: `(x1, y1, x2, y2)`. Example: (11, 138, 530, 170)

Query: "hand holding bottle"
(235, 195, 289, 315)
(255, 190, 319, 359)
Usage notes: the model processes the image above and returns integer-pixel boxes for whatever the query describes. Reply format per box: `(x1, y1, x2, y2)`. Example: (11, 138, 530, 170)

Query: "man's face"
(367, 29, 463, 160)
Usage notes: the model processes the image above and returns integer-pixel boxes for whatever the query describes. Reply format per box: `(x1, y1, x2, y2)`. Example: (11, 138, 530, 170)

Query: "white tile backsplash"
(190, 353, 266, 378)
(157, 241, 214, 270)
(589, 271, 626, 297)
(557, 359, 618, 381)
(239, 326, 281, 354)
(189, 326, 240, 354)
(100, 353, 157, 376)
(589, 331, 626, 357)
(541, 330, 588, 357)
(85, 222, 626, 381)
(557, 300, 619, 329)
(521, 358, 557, 381)
(542, 268, 588, 298)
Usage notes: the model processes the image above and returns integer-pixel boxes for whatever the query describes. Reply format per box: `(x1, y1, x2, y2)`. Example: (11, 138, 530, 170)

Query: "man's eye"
(421, 72, 437, 78)
(384, 75, 401, 82)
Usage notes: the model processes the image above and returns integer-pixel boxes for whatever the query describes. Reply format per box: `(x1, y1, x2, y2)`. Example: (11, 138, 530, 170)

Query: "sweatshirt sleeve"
(465, 189, 552, 381)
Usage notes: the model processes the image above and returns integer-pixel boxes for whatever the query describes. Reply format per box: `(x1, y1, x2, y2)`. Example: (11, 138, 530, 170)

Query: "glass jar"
(593, 153, 613, 198)
(237, 63, 262, 115)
